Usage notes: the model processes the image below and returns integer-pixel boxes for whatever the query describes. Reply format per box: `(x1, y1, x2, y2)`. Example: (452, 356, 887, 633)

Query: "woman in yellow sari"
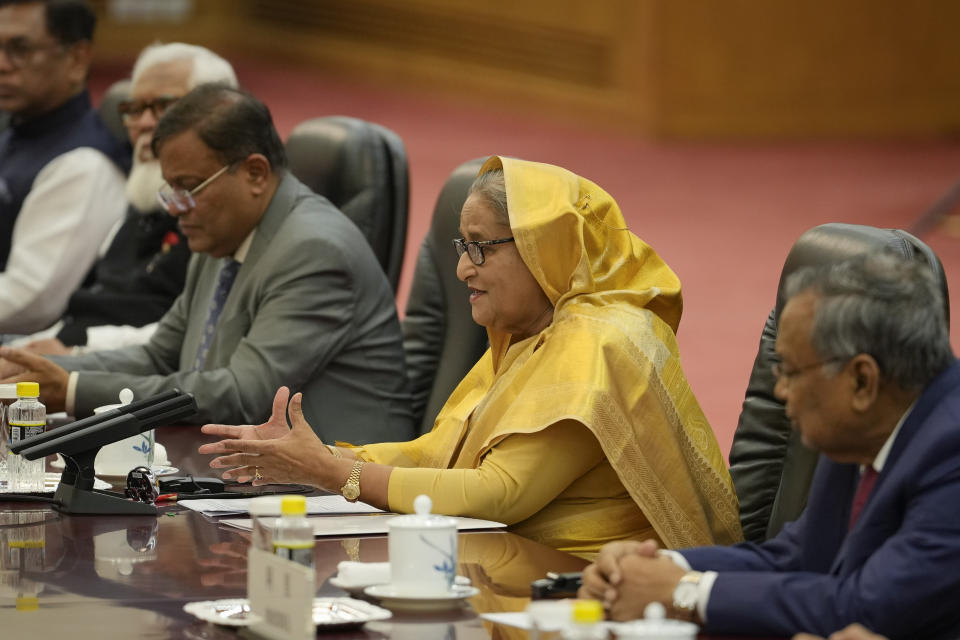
(200, 156, 742, 558)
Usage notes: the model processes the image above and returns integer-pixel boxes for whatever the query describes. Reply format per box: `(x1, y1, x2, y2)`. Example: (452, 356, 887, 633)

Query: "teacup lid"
(94, 388, 136, 414)
(614, 603, 699, 639)
(388, 495, 457, 529)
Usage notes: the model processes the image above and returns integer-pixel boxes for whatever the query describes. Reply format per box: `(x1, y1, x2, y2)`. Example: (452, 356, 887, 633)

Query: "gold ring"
(253, 467, 263, 481)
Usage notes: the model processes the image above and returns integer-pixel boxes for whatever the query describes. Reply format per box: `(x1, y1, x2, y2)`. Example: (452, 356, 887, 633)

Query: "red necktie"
(848, 467, 879, 530)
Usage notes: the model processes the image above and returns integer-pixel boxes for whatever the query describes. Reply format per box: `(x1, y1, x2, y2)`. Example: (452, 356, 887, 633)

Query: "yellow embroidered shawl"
(370, 156, 741, 548)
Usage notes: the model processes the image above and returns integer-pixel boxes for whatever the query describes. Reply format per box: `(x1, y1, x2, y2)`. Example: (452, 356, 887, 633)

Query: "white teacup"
(93, 403, 154, 476)
(387, 495, 457, 597)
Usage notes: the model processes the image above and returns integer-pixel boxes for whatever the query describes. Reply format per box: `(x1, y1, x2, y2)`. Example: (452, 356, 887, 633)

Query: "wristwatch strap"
(340, 460, 364, 502)
(672, 570, 703, 621)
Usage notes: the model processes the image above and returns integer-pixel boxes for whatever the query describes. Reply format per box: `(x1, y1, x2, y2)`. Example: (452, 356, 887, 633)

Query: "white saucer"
(51, 454, 175, 473)
(183, 597, 391, 628)
(330, 574, 470, 596)
(363, 584, 479, 611)
(183, 599, 260, 627)
(95, 466, 179, 484)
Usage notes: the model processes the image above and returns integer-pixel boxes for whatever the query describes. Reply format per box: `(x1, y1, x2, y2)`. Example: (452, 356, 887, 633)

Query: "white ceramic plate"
(182, 597, 391, 628)
(363, 584, 480, 611)
(94, 466, 179, 484)
(183, 599, 260, 627)
(330, 574, 470, 595)
(51, 450, 172, 471)
(312, 597, 393, 628)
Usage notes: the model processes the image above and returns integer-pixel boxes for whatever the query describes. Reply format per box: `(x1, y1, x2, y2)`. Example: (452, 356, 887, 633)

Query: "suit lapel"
(830, 361, 960, 574)
(190, 172, 302, 367)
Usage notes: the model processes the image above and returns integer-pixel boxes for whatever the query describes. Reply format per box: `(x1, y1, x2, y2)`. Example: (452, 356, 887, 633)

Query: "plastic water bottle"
(272, 495, 314, 568)
(249, 495, 282, 552)
(8, 382, 46, 493)
(561, 599, 608, 640)
(0, 382, 20, 491)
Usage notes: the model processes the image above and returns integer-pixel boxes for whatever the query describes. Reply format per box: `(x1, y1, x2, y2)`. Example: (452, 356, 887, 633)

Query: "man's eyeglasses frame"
(156, 164, 231, 213)
(0, 37, 67, 69)
(771, 356, 848, 382)
(117, 95, 180, 123)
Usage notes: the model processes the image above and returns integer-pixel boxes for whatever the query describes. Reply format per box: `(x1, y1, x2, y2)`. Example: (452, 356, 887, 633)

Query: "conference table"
(0, 425, 784, 639)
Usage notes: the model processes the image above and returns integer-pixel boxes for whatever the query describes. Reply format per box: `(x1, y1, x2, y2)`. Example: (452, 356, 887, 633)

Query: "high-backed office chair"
(729, 222, 951, 542)
(286, 116, 408, 292)
(402, 158, 489, 433)
(97, 79, 132, 146)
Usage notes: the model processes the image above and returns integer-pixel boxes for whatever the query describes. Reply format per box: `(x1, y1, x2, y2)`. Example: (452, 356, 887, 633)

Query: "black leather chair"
(97, 79, 132, 146)
(286, 116, 408, 292)
(402, 158, 489, 433)
(729, 222, 951, 542)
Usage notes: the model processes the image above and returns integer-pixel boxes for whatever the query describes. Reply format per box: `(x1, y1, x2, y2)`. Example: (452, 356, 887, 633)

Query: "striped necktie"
(194, 258, 240, 371)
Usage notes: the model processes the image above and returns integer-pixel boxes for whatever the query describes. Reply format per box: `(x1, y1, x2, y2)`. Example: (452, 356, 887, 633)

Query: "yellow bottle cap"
(16, 382, 39, 397)
(571, 599, 604, 624)
(280, 495, 307, 516)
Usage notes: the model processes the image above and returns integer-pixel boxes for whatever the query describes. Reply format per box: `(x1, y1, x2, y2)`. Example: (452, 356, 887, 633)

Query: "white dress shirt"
(0, 148, 126, 334)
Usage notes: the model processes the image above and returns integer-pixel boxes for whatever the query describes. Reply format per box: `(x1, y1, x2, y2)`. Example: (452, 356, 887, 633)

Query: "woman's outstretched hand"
(198, 386, 333, 486)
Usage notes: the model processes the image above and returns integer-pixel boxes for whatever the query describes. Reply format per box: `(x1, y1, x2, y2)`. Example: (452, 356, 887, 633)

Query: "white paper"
(219, 514, 506, 537)
(178, 494, 384, 516)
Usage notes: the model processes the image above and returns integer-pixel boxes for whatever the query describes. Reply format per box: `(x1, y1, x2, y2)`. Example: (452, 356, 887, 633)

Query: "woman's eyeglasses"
(452, 237, 514, 266)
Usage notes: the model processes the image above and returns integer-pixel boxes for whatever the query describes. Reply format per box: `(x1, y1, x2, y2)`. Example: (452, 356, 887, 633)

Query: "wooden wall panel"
(88, 0, 960, 139)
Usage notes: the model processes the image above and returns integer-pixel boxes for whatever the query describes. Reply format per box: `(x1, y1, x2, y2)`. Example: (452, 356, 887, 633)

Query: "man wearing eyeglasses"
(579, 252, 960, 640)
(0, 84, 415, 445)
(0, 0, 128, 334)
(15, 42, 237, 356)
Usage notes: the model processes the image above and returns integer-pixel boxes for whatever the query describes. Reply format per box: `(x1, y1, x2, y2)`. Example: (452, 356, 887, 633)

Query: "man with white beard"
(19, 42, 237, 355)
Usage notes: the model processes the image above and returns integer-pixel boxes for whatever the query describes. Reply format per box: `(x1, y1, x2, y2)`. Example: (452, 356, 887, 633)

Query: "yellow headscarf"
(371, 156, 741, 548)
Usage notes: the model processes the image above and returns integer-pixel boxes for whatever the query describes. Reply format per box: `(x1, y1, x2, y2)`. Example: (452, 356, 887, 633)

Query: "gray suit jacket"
(52, 173, 415, 444)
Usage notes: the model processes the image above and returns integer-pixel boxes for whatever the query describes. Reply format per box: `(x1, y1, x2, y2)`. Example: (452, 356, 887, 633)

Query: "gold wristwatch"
(340, 460, 364, 502)
(672, 570, 703, 621)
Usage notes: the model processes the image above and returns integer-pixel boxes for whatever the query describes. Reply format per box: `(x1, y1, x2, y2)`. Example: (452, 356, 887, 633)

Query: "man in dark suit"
(580, 252, 959, 640)
(0, 85, 415, 444)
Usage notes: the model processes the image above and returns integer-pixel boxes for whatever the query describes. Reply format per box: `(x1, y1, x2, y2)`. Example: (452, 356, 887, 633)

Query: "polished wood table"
(0, 425, 783, 639)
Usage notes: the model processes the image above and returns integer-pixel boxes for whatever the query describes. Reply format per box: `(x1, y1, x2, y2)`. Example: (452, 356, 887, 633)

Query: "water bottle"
(8, 382, 46, 493)
(272, 495, 314, 568)
(249, 495, 282, 552)
(561, 599, 608, 640)
(0, 383, 20, 491)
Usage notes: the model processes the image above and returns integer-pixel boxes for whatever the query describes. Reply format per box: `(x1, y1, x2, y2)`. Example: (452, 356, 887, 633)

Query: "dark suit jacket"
(57, 206, 190, 346)
(681, 358, 960, 640)
(52, 173, 416, 444)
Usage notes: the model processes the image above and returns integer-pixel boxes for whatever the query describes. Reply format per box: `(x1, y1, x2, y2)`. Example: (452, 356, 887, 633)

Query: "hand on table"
(23, 337, 73, 356)
(604, 552, 686, 621)
(0, 346, 69, 413)
(199, 386, 334, 486)
(579, 539, 660, 606)
(793, 624, 889, 640)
